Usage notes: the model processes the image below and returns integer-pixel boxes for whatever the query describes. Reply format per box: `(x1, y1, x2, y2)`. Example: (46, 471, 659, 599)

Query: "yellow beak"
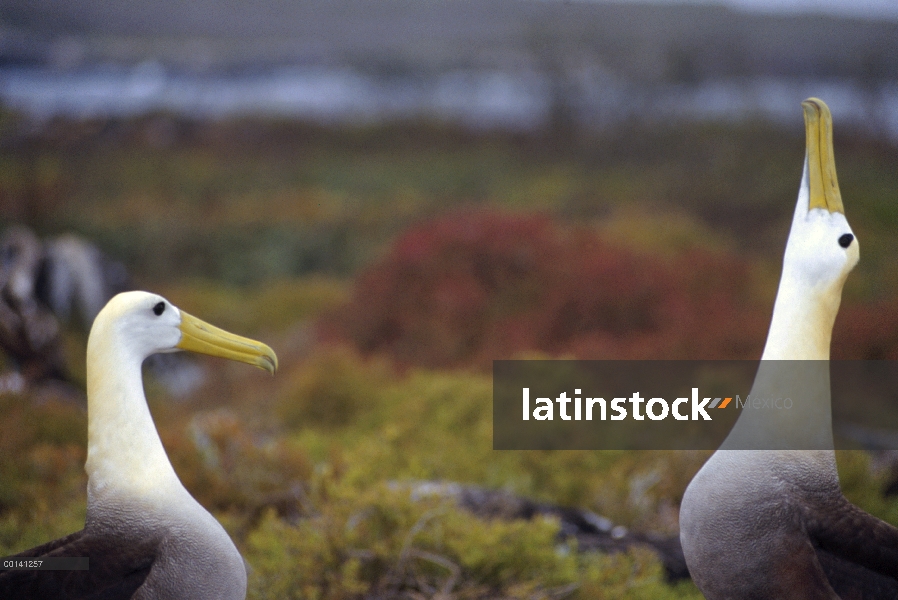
(177, 311, 278, 374)
(802, 97, 844, 214)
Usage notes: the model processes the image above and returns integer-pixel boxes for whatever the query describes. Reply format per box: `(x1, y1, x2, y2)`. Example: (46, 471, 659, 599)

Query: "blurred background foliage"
(2, 0, 898, 597)
(1, 107, 897, 598)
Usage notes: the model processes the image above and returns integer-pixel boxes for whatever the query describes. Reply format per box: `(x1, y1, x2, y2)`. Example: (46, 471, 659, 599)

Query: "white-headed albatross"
(0, 291, 277, 600)
(680, 99, 898, 598)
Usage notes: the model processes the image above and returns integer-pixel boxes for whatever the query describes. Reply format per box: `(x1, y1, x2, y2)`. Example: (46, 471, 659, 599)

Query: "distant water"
(1, 64, 896, 137)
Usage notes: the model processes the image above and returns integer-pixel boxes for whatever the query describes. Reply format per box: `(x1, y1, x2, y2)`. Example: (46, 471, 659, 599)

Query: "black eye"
(153, 302, 165, 316)
(838, 233, 854, 248)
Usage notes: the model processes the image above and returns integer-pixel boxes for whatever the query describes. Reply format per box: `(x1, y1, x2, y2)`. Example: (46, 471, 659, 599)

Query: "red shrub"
(834, 301, 898, 360)
(321, 211, 771, 367)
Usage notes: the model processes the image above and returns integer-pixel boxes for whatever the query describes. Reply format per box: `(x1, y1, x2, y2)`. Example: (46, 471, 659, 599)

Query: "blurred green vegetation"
(246, 484, 699, 600)
(158, 277, 348, 336)
(3, 115, 897, 297)
(1, 113, 898, 597)
(2, 341, 896, 598)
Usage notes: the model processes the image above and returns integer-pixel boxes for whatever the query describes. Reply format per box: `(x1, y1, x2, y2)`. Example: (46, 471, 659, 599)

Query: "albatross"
(0, 291, 277, 599)
(680, 99, 898, 598)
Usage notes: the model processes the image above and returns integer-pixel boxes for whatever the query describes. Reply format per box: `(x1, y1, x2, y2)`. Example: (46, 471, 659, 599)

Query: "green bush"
(246, 479, 700, 600)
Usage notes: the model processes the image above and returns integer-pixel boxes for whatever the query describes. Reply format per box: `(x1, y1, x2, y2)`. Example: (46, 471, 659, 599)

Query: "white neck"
(721, 270, 840, 450)
(760, 276, 841, 361)
(84, 319, 184, 503)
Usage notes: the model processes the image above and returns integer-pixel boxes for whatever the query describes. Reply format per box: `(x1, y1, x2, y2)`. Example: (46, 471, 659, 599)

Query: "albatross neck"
(718, 270, 843, 452)
(84, 330, 183, 500)
(760, 274, 842, 362)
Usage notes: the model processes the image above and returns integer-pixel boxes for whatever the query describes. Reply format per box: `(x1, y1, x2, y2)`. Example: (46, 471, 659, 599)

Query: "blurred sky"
(634, 0, 898, 19)
(2, 0, 896, 128)
(2, 0, 898, 28)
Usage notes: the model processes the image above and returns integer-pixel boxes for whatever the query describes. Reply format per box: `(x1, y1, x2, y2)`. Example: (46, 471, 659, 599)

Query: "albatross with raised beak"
(0, 291, 277, 599)
(680, 99, 898, 598)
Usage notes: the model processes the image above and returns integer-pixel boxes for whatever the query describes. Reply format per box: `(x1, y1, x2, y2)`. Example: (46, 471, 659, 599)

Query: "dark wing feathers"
(0, 529, 156, 600)
(12, 529, 87, 558)
(806, 495, 898, 597)
(816, 548, 898, 600)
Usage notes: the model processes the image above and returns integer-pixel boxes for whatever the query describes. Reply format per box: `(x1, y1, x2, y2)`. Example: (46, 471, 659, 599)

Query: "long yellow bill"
(802, 97, 844, 214)
(177, 311, 278, 374)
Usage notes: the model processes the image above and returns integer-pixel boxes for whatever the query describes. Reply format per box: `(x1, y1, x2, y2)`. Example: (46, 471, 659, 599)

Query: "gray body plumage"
(0, 490, 247, 600)
(682, 451, 843, 599)
(88, 490, 247, 600)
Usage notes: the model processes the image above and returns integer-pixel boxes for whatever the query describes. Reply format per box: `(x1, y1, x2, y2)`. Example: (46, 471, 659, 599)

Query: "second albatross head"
(755, 98, 859, 363)
(784, 98, 858, 295)
(89, 291, 278, 373)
